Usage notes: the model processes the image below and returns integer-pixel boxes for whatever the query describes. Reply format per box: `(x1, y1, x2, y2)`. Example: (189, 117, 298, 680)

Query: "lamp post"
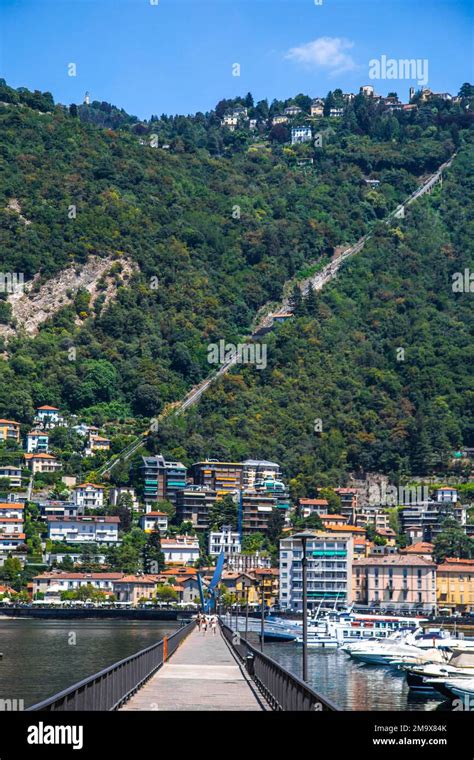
(245, 586, 249, 641)
(260, 572, 267, 651)
(293, 531, 314, 683)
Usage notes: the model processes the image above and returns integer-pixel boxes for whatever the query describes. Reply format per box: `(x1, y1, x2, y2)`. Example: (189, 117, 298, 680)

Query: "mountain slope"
(149, 145, 474, 487)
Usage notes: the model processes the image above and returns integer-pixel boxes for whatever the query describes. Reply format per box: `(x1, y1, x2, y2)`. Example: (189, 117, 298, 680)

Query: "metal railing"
(26, 620, 194, 711)
(220, 622, 338, 711)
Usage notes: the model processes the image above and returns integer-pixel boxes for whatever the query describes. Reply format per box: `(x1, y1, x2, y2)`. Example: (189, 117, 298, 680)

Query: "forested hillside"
(0, 78, 471, 478)
(150, 146, 474, 487)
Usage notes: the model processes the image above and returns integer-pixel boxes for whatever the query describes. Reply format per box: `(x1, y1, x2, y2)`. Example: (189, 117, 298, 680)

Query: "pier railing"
(26, 620, 194, 711)
(220, 621, 338, 711)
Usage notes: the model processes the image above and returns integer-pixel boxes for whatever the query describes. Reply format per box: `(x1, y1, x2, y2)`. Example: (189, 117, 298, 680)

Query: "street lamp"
(293, 531, 315, 683)
(260, 571, 269, 652)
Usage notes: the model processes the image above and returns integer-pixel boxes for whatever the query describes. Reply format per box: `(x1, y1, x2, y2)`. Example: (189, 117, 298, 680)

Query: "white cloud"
(285, 37, 356, 74)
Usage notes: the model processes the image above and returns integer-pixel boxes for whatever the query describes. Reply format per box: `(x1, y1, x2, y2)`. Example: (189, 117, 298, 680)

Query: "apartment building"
(46, 515, 120, 544)
(174, 486, 217, 530)
(353, 555, 436, 613)
(24, 453, 62, 474)
(26, 430, 49, 454)
(161, 536, 200, 565)
(437, 558, 474, 613)
(241, 460, 280, 490)
(299, 498, 329, 518)
(191, 460, 243, 496)
(0, 419, 20, 444)
(33, 405, 65, 429)
(0, 465, 22, 488)
(139, 511, 169, 534)
(141, 455, 187, 504)
(209, 525, 241, 558)
(279, 532, 354, 612)
(73, 483, 105, 510)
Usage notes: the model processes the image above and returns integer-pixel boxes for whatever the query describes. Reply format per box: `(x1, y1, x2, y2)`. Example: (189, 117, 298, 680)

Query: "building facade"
(437, 558, 474, 613)
(279, 532, 354, 612)
(46, 515, 120, 544)
(73, 483, 105, 510)
(353, 555, 436, 613)
(0, 419, 20, 444)
(141, 455, 187, 504)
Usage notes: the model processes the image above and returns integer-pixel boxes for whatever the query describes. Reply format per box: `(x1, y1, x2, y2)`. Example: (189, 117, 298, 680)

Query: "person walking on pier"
(210, 615, 217, 635)
(202, 615, 208, 634)
(196, 612, 202, 631)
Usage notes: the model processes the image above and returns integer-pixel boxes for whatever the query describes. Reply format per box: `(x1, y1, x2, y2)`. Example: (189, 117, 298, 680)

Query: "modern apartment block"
(141, 455, 187, 504)
(400, 501, 468, 541)
(279, 532, 354, 612)
(0, 419, 20, 444)
(190, 460, 243, 496)
(353, 555, 436, 613)
(174, 486, 217, 529)
(241, 459, 280, 490)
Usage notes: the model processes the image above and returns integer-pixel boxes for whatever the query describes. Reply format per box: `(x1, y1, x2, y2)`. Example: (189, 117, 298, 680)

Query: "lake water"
(0, 618, 179, 708)
(0, 617, 450, 711)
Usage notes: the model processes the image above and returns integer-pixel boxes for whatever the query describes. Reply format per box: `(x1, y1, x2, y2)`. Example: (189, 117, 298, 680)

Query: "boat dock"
(120, 626, 267, 711)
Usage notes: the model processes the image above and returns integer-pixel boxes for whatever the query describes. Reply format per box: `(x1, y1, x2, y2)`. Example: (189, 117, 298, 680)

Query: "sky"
(0, 0, 473, 119)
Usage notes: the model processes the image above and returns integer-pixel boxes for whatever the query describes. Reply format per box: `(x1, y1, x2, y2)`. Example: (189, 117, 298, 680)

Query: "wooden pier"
(120, 626, 267, 711)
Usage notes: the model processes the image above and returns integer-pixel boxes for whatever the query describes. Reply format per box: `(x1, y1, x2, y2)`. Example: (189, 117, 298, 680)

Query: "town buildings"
(33, 405, 65, 429)
(141, 455, 187, 504)
(353, 555, 436, 613)
(139, 511, 169, 533)
(279, 532, 354, 612)
(160, 535, 200, 565)
(26, 430, 49, 454)
(209, 525, 241, 558)
(436, 558, 474, 613)
(32, 572, 123, 600)
(73, 483, 104, 511)
(46, 515, 120, 545)
(24, 453, 62, 474)
(0, 419, 20, 444)
(0, 465, 22, 488)
(291, 126, 312, 145)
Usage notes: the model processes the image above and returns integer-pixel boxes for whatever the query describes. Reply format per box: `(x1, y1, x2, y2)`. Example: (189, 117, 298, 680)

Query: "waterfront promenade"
(121, 626, 267, 711)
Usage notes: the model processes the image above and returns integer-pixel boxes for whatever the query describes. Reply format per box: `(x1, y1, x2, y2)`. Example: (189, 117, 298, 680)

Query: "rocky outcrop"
(0, 255, 137, 340)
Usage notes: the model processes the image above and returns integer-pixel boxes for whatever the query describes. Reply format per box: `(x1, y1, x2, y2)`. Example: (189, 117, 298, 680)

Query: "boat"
(404, 649, 474, 692)
(434, 677, 474, 701)
(259, 629, 296, 643)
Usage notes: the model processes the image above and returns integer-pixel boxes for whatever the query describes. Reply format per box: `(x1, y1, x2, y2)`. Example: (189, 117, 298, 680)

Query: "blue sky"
(1, 0, 473, 118)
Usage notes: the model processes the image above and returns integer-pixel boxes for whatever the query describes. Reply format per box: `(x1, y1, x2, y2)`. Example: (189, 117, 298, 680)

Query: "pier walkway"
(120, 626, 266, 711)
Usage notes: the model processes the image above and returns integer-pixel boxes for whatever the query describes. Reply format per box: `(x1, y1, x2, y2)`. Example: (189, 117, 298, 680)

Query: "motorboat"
(404, 649, 474, 692)
(433, 677, 474, 701)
